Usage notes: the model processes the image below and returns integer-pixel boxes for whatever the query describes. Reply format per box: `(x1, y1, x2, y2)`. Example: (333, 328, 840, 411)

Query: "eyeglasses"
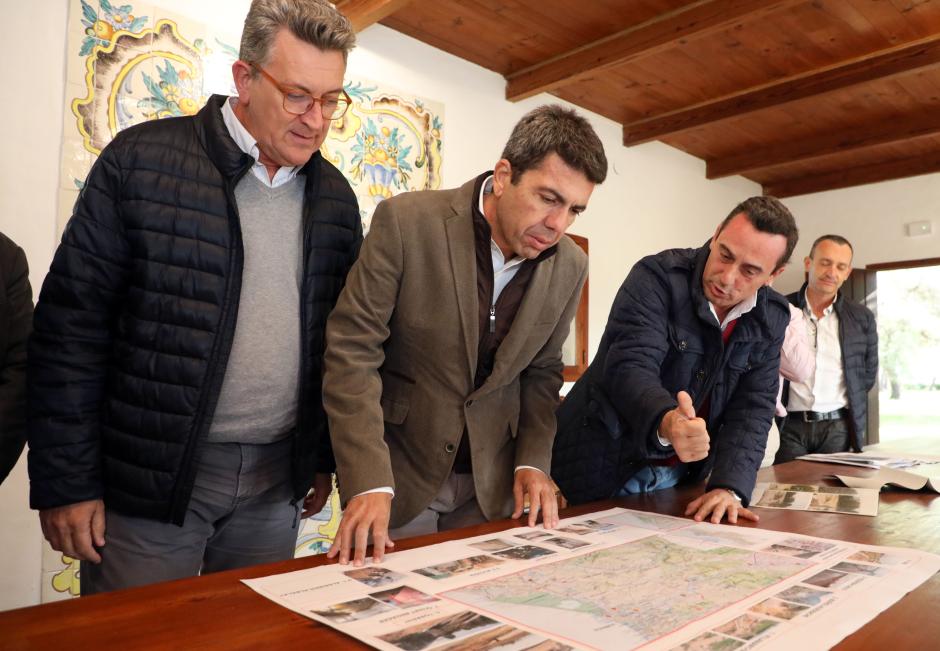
(248, 62, 351, 120)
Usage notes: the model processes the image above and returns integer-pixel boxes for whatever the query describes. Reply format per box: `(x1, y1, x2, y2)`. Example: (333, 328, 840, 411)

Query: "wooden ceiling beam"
(707, 110, 940, 179)
(334, 0, 414, 32)
(505, 0, 802, 102)
(762, 152, 940, 198)
(624, 33, 940, 146)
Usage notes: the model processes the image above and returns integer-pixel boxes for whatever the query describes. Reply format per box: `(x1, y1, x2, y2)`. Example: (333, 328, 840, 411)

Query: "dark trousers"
(81, 437, 300, 595)
(774, 415, 850, 464)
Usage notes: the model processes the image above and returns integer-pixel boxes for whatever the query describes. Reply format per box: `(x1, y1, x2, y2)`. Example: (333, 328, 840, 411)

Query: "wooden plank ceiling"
(343, 0, 940, 197)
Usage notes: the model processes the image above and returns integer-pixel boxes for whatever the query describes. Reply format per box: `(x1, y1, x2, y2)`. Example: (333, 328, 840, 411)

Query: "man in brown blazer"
(324, 105, 608, 565)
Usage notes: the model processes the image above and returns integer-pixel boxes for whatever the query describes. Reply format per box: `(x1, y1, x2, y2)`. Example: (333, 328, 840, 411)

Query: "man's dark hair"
(809, 234, 854, 260)
(501, 105, 608, 185)
(718, 196, 798, 270)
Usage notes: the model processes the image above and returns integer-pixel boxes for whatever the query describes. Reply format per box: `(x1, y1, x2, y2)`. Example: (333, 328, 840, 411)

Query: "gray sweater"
(208, 173, 304, 443)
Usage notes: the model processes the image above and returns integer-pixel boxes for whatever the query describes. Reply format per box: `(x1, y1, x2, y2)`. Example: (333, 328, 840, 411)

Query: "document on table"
(796, 452, 934, 469)
(834, 466, 940, 493)
(242, 507, 940, 650)
(751, 482, 880, 516)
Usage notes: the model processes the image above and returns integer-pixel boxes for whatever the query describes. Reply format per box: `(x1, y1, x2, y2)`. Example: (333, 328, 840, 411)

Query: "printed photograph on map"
(808, 493, 863, 514)
(755, 489, 797, 508)
(774, 484, 818, 492)
(436, 624, 574, 651)
(847, 550, 905, 565)
(469, 539, 516, 553)
(777, 537, 836, 555)
(379, 610, 499, 650)
(494, 545, 556, 561)
(803, 569, 855, 589)
(671, 631, 744, 650)
(749, 597, 809, 620)
(543, 536, 590, 550)
(713, 613, 778, 640)
(761, 543, 818, 559)
(343, 566, 406, 588)
(830, 561, 885, 576)
(557, 519, 617, 535)
(369, 585, 439, 609)
(515, 531, 553, 541)
(775, 585, 831, 606)
(311, 597, 394, 623)
(816, 486, 859, 494)
(413, 554, 505, 580)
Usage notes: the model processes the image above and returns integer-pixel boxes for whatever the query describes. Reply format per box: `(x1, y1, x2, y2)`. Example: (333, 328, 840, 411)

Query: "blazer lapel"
(445, 180, 480, 382)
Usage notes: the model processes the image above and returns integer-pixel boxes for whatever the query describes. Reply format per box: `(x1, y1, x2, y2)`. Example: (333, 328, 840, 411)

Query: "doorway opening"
(871, 260, 940, 446)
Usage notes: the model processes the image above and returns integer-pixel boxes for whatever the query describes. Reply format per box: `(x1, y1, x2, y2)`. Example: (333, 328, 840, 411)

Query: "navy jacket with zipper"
(27, 95, 362, 524)
(553, 243, 790, 505)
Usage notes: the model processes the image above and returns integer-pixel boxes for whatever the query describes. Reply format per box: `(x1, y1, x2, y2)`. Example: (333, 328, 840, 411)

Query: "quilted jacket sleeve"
(0, 238, 33, 485)
(601, 259, 679, 459)
(27, 144, 133, 510)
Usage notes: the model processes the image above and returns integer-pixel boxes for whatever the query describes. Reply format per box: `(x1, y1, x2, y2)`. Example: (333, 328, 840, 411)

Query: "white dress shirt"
(787, 292, 848, 413)
(220, 97, 300, 188)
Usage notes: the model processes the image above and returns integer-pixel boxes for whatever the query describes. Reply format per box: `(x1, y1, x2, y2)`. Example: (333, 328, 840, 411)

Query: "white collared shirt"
(220, 97, 301, 188)
(708, 291, 758, 332)
(787, 291, 848, 413)
(479, 175, 526, 299)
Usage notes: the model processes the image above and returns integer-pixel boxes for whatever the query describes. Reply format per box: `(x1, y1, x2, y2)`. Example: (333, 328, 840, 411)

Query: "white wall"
(777, 178, 940, 294)
(0, 0, 69, 612)
(2, 0, 934, 610)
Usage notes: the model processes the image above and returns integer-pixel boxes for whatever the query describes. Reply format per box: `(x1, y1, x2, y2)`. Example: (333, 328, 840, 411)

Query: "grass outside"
(878, 389, 940, 443)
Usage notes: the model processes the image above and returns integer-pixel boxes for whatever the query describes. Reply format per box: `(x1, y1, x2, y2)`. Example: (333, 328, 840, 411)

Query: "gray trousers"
(389, 472, 487, 540)
(774, 416, 850, 464)
(81, 437, 300, 595)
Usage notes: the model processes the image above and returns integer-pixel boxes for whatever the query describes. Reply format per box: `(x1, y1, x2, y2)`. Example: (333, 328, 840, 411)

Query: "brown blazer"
(323, 177, 588, 528)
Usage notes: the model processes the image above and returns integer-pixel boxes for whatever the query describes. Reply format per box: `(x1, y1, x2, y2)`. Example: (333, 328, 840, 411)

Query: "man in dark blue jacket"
(553, 197, 796, 524)
(28, 0, 361, 594)
(776, 235, 878, 462)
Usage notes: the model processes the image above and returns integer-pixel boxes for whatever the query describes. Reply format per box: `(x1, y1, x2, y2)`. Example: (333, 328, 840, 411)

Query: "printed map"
(445, 536, 810, 648)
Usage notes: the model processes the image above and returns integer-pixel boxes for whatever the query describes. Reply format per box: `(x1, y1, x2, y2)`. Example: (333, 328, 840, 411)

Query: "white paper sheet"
(242, 507, 940, 650)
(835, 466, 940, 493)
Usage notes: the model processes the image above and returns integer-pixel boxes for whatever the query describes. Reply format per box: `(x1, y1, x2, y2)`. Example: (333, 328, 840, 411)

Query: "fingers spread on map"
(327, 492, 395, 566)
(685, 489, 760, 525)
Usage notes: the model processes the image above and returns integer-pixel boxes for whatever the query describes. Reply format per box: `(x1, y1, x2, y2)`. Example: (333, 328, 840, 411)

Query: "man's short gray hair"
(501, 105, 608, 185)
(240, 0, 356, 66)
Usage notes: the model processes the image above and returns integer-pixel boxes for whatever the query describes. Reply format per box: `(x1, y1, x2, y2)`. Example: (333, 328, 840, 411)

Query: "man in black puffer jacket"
(776, 235, 878, 463)
(0, 232, 32, 486)
(28, 0, 361, 594)
(553, 197, 796, 524)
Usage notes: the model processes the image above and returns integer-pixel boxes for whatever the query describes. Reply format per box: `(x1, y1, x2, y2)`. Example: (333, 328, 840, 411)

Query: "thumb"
(676, 391, 696, 419)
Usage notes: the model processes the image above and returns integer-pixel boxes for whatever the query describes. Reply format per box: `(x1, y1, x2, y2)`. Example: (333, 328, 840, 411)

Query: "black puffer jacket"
(0, 232, 32, 485)
(28, 95, 362, 524)
(553, 244, 790, 505)
(784, 284, 878, 450)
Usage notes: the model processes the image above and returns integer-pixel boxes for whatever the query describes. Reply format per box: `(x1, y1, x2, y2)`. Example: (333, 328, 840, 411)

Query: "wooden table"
(3, 461, 938, 650)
